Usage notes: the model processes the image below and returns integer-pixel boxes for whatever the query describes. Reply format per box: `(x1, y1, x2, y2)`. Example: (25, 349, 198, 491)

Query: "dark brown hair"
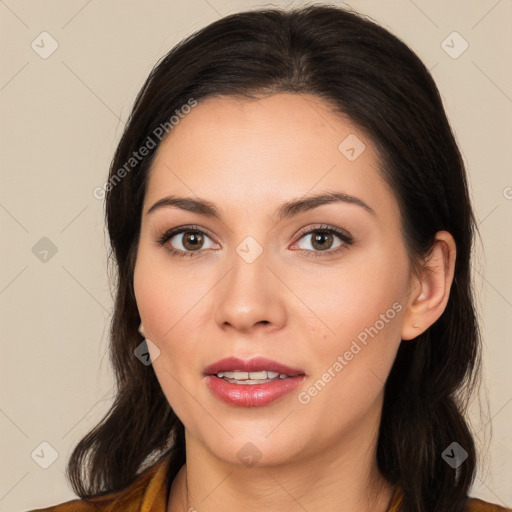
(68, 5, 482, 511)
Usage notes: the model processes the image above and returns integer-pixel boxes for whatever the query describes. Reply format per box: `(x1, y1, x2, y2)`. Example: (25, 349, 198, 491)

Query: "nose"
(214, 246, 287, 334)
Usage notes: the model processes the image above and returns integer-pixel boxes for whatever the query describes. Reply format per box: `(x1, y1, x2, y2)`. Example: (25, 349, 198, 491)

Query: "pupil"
(313, 231, 332, 250)
(184, 231, 202, 250)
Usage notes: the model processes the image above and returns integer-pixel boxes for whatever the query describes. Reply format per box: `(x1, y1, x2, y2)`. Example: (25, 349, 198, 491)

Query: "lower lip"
(204, 375, 306, 407)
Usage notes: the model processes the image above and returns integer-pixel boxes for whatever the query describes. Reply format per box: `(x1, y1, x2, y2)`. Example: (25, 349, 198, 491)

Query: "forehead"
(144, 93, 397, 223)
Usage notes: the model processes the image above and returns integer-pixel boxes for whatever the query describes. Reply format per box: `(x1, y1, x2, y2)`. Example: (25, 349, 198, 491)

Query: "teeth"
(248, 370, 267, 380)
(215, 370, 291, 381)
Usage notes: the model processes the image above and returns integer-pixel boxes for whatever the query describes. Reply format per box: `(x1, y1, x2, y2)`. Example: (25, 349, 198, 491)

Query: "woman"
(29, 5, 511, 512)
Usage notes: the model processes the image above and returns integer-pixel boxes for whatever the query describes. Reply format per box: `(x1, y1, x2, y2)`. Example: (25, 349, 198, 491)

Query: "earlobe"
(401, 231, 456, 341)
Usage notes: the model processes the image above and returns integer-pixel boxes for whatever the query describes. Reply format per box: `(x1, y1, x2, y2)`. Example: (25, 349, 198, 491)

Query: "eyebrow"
(146, 190, 376, 221)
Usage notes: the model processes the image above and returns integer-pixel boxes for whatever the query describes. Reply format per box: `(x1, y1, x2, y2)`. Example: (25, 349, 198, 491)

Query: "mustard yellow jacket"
(27, 454, 511, 512)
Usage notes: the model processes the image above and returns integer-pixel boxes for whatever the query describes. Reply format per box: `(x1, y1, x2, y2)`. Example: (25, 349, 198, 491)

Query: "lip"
(203, 356, 305, 377)
(203, 356, 306, 407)
(205, 374, 306, 407)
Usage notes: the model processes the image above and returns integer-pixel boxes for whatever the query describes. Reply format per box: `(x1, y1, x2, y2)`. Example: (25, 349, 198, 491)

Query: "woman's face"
(134, 93, 415, 467)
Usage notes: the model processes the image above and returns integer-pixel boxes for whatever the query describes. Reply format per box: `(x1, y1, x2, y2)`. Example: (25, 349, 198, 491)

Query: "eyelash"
(156, 224, 354, 259)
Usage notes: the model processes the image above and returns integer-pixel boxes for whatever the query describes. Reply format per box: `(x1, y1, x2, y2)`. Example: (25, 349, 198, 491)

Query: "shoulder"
(26, 454, 172, 512)
(466, 497, 512, 511)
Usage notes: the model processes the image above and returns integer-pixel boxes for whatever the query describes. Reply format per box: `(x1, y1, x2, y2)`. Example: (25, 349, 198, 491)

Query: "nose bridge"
(214, 233, 284, 331)
(232, 235, 269, 287)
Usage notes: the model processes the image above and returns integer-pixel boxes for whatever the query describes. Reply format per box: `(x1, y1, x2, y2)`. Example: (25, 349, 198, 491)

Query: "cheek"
(297, 245, 408, 390)
(133, 259, 168, 337)
(134, 257, 201, 418)
(133, 250, 207, 384)
(133, 245, 203, 342)
(300, 250, 407, 341)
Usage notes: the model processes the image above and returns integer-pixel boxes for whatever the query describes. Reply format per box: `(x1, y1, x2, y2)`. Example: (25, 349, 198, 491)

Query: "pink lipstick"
(204, 356, 306, 407)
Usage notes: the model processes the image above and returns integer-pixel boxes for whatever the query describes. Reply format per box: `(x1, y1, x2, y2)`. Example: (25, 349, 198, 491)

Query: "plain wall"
(1, 1, 511, 510)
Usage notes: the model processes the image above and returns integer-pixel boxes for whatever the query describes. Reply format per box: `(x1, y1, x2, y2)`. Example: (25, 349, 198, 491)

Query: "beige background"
(1, 1, 511, 510)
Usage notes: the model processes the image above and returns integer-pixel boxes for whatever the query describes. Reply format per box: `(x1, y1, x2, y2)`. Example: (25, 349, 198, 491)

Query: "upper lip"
(204, 356, 305, 376)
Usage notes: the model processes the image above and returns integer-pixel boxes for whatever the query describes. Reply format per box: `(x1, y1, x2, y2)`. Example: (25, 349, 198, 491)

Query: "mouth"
(204, 356, 305, 381)
(214, 370, 296, 384)
(203, 356, 306, 407)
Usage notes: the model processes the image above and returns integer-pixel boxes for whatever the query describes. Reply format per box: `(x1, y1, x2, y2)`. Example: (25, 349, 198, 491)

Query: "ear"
(401, 231, 456, 341)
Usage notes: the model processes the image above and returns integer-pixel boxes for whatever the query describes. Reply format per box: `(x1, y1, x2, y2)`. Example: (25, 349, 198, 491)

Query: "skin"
(133, 93, 456, 512)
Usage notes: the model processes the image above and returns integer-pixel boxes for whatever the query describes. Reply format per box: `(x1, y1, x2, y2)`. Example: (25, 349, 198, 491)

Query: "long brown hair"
(68, 5, 482, 511)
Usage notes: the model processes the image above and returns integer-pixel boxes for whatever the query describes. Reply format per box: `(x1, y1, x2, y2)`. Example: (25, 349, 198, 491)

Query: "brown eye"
(293, 224, 354, 259)
(180, 231, 204, 251)
(310, 231, 335, 251)
(296, 228, 346, 252)
(157, 225, 219, 258)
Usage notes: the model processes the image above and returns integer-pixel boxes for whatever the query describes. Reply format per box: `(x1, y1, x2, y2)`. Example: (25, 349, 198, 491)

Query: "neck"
(168, 400, 394, 512)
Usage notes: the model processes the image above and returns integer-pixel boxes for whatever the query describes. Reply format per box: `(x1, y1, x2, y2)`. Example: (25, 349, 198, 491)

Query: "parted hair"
(68, 5, 482, 511)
